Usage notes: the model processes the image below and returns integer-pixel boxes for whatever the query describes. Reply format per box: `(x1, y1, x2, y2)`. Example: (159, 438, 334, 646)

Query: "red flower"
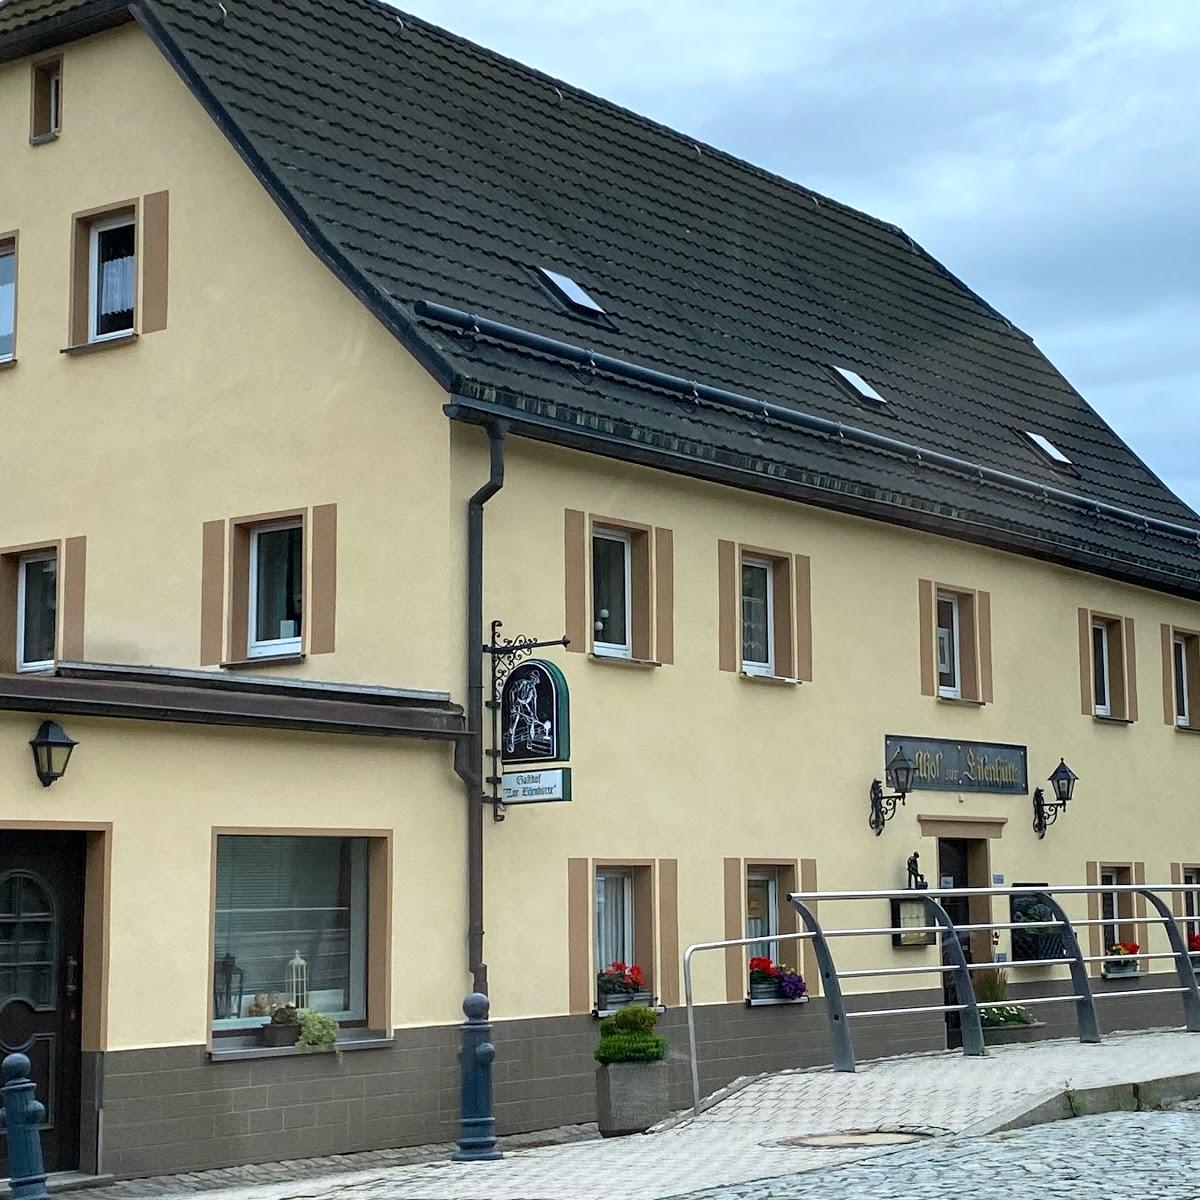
(628, 965, 644, 987)
(1189, 933, 1200, 953)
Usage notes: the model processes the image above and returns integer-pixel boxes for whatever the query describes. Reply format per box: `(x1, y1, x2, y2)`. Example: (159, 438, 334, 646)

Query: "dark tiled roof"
(4, 0, 1200, 596)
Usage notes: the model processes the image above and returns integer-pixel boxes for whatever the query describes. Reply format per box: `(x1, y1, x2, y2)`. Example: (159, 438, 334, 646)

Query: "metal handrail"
(680, 881, 1200, 1114)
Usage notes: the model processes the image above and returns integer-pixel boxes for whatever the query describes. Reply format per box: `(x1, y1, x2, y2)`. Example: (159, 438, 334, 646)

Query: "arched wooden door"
(0, 831, 85, 1178)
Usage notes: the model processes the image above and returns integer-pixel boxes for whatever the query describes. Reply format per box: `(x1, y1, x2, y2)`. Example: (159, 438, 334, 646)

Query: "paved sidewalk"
(69, 1028, 1200, 1200)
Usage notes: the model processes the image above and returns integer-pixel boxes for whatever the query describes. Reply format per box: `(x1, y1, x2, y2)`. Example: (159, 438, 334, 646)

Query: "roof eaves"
(127, 0, 461, 392)
(0, 0, 132, 63)
(445, 387, 1200, 604)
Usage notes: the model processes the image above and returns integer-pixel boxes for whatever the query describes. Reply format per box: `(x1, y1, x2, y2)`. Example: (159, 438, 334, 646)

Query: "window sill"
(745, 996, 810, 1008)
(1092, 714, 1134, 726)
(1174, 724, 1200, 735)
(0, 357, 16, 372)
(221, 653, 307, 669)
(593, 1003, 665, 1019)
(1099, 968, 1144, 980)
(60, 332, 138, 356)
(739, 671, 800, 686)
(936, 694, 984, 707)
(588, 653, 661, 669)
(208, 1030, 393, 1061)
(29, 131, 60, 146)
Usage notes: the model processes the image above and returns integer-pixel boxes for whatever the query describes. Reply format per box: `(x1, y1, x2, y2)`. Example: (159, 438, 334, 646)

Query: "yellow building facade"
(2, 2, 1199, 1181)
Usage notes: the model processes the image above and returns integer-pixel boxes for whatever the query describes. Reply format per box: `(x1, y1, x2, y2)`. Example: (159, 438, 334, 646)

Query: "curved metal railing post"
(1037, 890, 1101, 1043)
(1139, 887, 1200, 1032)
(920, 894, 985, 1057)
(790, 898, 856, 1072)
(683, 944, 702, 1114)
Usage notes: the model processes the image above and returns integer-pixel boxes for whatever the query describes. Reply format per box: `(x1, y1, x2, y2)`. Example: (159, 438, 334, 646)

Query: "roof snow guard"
(3, 0, 1198, 599)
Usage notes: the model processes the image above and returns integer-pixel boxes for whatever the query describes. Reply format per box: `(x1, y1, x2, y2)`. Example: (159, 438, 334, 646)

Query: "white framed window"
(213, 834, 368, 1029)
(746, 870, 779, 961)
(741, 557, 774, 675)
(88, 214, 135, 343)
(936, 591, 960, 698)
(1184, 867, 1200, 940)
(31, 58, 62, 141)
(1092, 621, 1111, 717)
(595, 869, 634, 971)
(16, 550, 56, 671)
(248, 520, 303, 658)
(1175, 635, 1190, 728)
(0, 241, 14, 362)
(592, 530, 632, 657)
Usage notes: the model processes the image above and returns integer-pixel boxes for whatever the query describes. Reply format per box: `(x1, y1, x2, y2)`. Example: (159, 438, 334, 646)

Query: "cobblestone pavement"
(676, 1112, 1200, 1200)
(62, 1029, 1200, 1200)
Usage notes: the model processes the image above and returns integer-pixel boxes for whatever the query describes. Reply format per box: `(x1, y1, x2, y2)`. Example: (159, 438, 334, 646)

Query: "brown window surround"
(563, 510, 673, 665)
(65, 192, 169, 351)
(1084, 860, 1148, 975)
(207, 827, 392, 1046)
(0, 536, 86, 673)
(718, 541, 813, 683)
(918, 579, 992, 703)
(200, 504, 337, 667)
(30, 55, 62, 143)
(566, 857, 680, 1013)
(1170, 862, 1200, 937)
(1161, 624, 1200, 731)
(1078, 608, 1137, 722)
(723, 857, 817, 1001)
(1, 231, 17, 367)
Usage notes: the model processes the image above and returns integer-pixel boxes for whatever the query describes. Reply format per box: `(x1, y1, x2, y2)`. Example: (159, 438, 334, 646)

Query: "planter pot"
(599, 991, 653, 1012)
(948, 1020, 1046, 1049)
(1190, 952, 1200, 974)
(983, 1020, 1046, 1046)
(596, 1061, 670, 1136)
(1102, 958, 1139, 978)
(259, 1022, 300, 1048)
(749, 978, 785, 1001)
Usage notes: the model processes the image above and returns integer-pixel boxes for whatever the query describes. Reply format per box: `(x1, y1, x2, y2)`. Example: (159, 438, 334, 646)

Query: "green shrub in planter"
(594, 1004, 667, 1064)
(594, 1005, 669, 1136)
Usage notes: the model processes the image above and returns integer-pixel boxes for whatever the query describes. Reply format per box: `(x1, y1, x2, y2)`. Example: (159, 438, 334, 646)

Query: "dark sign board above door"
(885, 736, 1028, 794)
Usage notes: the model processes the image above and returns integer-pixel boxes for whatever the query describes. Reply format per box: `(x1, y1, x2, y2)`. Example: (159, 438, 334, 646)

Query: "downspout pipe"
(455, 420, 507, 995)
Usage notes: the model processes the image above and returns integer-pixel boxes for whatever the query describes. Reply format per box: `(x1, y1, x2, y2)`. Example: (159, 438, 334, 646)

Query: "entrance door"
(0, 831, 85, 1178)
(937, 837, 991, 1041)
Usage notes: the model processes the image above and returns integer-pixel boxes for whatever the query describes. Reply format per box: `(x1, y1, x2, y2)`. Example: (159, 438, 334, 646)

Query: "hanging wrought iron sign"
(484, 620, 571, 820)
(501, 660, 570, 765)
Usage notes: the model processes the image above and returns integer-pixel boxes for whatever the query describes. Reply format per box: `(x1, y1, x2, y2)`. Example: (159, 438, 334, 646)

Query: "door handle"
(65, 954, 79, 997)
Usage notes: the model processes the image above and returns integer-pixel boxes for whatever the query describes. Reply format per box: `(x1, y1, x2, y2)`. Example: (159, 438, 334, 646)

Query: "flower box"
(1102, 957, 1139, 978)
(1190, 951, 1200, 974)
(259, 1021, 299, 1048)
(749, 977, 785, 1001)
(598, 990, 653, 1013)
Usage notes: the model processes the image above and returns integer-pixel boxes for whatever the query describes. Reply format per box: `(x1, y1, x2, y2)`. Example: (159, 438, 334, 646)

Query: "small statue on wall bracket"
(906, 851, 928, 891)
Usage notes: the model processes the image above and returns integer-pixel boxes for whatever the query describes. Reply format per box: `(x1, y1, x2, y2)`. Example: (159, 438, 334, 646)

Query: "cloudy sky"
(398, 0, 1200, 510)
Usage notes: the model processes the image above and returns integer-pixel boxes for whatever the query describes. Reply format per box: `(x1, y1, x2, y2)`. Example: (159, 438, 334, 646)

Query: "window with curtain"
(0, 243, 14, 361)
(746, 870, 778, 960)
(250, 522, 303, 656)
(936, 591, 960, 697)
(90, 216, 135, 341)
(213, 835, 367, 1028)
(594, 869, 633, 972)
(17, 551, 56, 670)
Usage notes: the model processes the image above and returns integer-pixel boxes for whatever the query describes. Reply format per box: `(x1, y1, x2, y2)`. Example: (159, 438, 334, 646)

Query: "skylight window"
(831, 365, 888, 405)
(1024, 431, 1072, 465)
(538, 267, 606, 316)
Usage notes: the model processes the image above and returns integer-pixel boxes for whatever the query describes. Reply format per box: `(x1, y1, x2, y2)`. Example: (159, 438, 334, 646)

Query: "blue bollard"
(451, 992, 502, 1162)
(1, 1053, 50, 1200)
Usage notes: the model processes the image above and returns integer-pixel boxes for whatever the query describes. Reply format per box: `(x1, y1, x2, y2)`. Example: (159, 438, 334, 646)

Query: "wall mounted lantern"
(29, 720, 77, 787)
(869, 744, 915, 835)
(1032, 758, 1078, 839)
